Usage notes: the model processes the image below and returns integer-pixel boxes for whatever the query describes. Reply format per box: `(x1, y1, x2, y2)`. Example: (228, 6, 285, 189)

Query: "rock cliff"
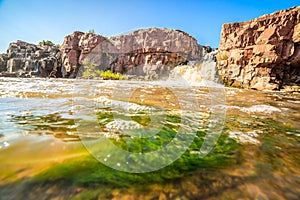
(217, 6, 300, 90)
(61, 28, 210, 79)
(0, 28, 210, 79)
(0, 40, 62, 77)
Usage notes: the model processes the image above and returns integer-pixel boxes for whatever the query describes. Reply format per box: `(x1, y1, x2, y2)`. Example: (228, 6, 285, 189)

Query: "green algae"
(28, 128, 238, 197)
(2, 113, 299, 199)
(21, 107, 240, 199)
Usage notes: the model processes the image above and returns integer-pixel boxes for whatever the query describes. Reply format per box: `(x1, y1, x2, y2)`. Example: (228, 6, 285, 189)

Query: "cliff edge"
(217, 6, 300, 90)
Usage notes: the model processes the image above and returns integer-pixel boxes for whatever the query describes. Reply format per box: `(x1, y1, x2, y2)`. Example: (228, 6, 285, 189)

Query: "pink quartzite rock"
(217, 6, 300, 90)
(61, 28, 210, 78)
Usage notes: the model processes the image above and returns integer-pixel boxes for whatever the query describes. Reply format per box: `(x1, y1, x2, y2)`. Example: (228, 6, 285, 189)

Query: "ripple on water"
(0, 78, 299, 199)
(228, 130, 263, 144)
(227, 104, 281, 114)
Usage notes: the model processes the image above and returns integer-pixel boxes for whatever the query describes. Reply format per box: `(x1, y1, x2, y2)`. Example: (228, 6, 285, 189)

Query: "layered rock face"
(0, 28, 210, 79)
(61, 32, 106, 78)
(217, 7, 300, 90)
(0, 40, 62, 77)
(61, 28, 210, 79)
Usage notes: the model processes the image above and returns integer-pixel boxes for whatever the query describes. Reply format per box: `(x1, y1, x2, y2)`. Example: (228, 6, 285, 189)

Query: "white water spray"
(170, 50, 222, 87)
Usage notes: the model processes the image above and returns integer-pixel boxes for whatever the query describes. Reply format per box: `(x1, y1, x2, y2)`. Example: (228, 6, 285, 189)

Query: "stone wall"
(217, 6, 300, 90)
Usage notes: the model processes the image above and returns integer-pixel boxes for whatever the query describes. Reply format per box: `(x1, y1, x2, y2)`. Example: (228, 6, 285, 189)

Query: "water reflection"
(9, 113, 79, 142)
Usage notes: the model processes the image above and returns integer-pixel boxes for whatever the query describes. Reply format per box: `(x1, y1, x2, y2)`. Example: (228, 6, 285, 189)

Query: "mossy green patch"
(30, 129, 238, 187)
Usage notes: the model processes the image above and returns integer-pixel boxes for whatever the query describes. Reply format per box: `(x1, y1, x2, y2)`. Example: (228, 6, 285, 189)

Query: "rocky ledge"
(1, 6, 299, 90)
(0, 28, 211, 79)
(217, 6, 300, 90)
(61, 28, 211, 79)
(0, 41, 62, 77)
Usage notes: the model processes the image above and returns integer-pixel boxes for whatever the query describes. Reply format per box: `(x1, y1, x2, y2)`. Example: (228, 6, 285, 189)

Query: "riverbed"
(0, 77, 299, 199)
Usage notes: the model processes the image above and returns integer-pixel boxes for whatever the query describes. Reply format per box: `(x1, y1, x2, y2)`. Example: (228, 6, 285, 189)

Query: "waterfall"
(169, 50, 223, 87)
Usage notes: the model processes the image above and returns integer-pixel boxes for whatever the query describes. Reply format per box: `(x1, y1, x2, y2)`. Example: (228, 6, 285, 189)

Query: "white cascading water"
(170, 50, 223, 87)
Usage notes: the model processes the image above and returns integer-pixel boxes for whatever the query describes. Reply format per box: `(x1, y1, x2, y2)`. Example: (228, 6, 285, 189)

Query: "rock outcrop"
(61, 31, 106, 78)
(217, 6, 300, 90)
(0, 28, 211, 79)
(61, 28, 211, 79)
(0, 40, 62, 77)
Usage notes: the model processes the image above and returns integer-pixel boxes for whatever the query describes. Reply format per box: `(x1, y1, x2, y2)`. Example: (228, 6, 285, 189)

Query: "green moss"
(25, 110, 243, 199)
(30, 128, 238, 187)
(0, 169, 18, 182)
(71, 190, 101, 200)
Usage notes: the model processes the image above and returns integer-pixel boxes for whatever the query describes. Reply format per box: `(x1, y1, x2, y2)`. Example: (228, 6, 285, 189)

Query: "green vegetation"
(38, 40, 55, 46)
(25, 109, 241, 199)
(82, 60, 98, 78)
(13, 110, 300, 199)
(217, 52, 228, 60)
(100, 70, 127, 80)
(24, 108, 300, 199)
(82, 60, 127, 80)
(29, 129, 238, 199)
(88, 29, 95, 34)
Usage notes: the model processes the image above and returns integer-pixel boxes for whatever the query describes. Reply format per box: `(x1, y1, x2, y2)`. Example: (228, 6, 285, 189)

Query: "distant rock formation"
(0, 40, 61, 77)
(61, 28, 211, 79)
(0, 28, 211, 79)
(217, 6, 300, 90)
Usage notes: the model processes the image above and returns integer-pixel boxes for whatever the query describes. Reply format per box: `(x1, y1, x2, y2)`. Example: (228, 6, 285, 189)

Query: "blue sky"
(0, 0, 298, 52)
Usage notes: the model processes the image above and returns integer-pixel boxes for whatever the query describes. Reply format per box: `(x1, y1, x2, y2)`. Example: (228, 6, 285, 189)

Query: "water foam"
(170, 58, 223, 87)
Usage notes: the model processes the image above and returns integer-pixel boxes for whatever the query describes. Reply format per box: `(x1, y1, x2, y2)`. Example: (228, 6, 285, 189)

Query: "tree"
(39, 40, 55, 46)
(88, 29, 95, 34)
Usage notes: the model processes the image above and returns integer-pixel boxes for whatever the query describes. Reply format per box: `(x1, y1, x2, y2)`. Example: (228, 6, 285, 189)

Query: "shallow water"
(0, 77, 299, 199)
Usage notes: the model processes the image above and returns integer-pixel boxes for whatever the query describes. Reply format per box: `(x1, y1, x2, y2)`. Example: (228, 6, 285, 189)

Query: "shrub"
(82, 70, 92, 78)
(218, 52, 228, 60)
(101, 70, 127, 80)
(94, 70, 103, 77)
(39, 40, 55, 46)
(82, 60, 127, 80)
(88, 29, 95, 34)
(82, 61, 96, 78)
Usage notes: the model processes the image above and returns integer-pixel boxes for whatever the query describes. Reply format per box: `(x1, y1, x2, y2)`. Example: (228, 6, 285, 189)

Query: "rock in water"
(0, 40, 62, 78)
(61, 28, 211, 79)
(217, 6, 300, 90)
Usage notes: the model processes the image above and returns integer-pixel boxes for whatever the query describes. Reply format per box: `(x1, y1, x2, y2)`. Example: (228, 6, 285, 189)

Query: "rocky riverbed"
(0, 77, 299, 199)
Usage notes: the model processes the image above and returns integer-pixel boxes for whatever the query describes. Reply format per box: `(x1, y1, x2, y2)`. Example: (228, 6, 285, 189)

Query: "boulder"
(217, 6, 300, 90)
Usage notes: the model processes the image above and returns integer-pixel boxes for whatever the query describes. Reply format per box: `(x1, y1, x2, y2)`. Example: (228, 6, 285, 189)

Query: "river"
(0, 77, 299, 199)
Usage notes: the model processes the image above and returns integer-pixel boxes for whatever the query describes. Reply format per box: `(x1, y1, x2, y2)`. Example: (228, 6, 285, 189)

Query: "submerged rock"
(217, 6, 300, 90)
